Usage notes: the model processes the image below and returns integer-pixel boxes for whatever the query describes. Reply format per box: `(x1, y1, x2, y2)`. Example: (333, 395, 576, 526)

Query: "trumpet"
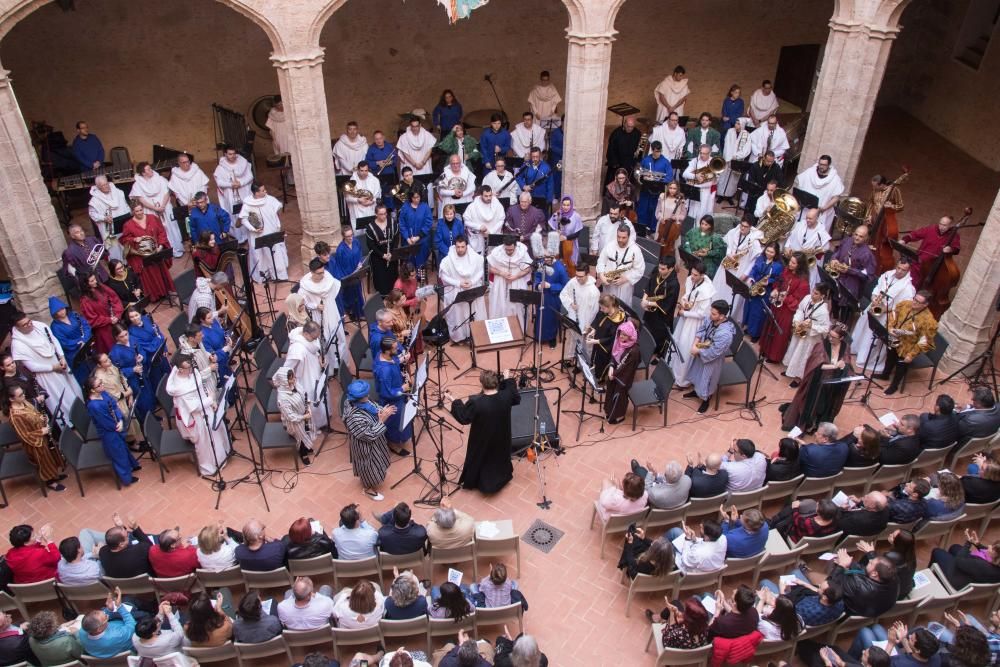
(375, 148, 397, 176)
(749, 276, 769, 297)
(825, 259, 849, 280)
(721, 248, 748, 271)
(603, 261, 634, 282)
(802, 247, 823, 270)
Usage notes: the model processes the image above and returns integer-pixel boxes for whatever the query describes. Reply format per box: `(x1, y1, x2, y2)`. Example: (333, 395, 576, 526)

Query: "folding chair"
(100, 574, 156, 598)
(904, 332, 949, 390)
(288, 553, 335, 578)
(349, 328, 374, 376)
(249, 403, 298, 470)
(837, 465, 879, 494)
(589, 504, 648, 559)
(69, 398, 100, 442)
(722, 552, 765, 588)
(474, 601, 524, 635)
(428, 613, 477, 644)
(60, 428, 121, 495)
(0, 444, 49, 506)
(332, 624, 385, 656)
(150, 573, 203, 601)
(195, 566, 245, 590)
(332, 555, 382, 590)
(795, 474, 840, 499)
(643, 503, 689, 532)
(252, 371, 281, 418)
(429, 542, 478, 580)
(646, 624, 712, 666)
(143, 413, 196, 482)
(628, 362, 674, 430)
(636, 328, 657, 379)
(714, 343, 757, 410)
(182, 641, 238, 665)
(914, 514, 966, 550)
(759, 539, 807, 583)
(910, 445, 952, 474)
(283, 623, 336, 652)
(948, 433, 997, 469)
(762, 475, 803, 504)
(241, 567, 293, 596)
(727, 486, 766, 511)
(826, 615, 871, 646)
(54, 581, 110, 612)
(865, 462, 912, 493)
(673, 567, 724, 599)
(380, 617, 431, 658)
(794, 531, 844, 558)
(233, 636, 293, 666)
(155, 374, 175, 428)
(684, 493, 728, 523)
(379, 549, 428, 580)
(959, 500, 999, 536)
(623, 571, 679, 618)
(7, 578, 58, 617)
(475, 532, 521, 578)
(81, 651, 130, 666)
(270, 314, 290, 354)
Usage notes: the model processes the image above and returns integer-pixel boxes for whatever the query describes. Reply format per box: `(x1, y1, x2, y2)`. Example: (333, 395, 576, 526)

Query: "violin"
(870, 167, 909, 273)
(921, 207, 974, 319)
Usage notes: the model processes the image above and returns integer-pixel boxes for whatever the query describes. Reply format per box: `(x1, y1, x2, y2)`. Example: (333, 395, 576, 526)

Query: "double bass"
(920, 207, 974, 319)
(869, 167, 909, 273)
(656, 193, 685, 258)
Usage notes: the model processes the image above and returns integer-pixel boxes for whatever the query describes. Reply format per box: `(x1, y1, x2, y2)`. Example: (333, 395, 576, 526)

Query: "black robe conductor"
(446, 369, 521, 494)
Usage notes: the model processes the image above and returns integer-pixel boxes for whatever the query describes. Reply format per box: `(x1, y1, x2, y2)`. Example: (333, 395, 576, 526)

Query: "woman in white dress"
(166, 355, 230, 477)
(783, 283, 831, 384)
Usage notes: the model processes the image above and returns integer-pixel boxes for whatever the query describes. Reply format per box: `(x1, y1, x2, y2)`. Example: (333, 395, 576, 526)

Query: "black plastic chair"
(715, 343, 758, 409)
(349, 329, 373, 376)
(271, 314, 290, 354)
(636, 328, 657, 380)
(168, 312, 189, 348)
(173, 269, 196, 308)
(253, 340, 282, 380)
(0, 423, 20, 447)
(155, 374, 175, 428)
(363, 294, 383, 325)
(253, 369, 281, 418)
(905, 331, 949, 390)
(59, 428, 121, 495)
(143, 413, 196, 483)
(249, 403, 298, 471)
(0, 445, 48, 507)
(69, 398, 99, 442)
(628, 362, 675, 431)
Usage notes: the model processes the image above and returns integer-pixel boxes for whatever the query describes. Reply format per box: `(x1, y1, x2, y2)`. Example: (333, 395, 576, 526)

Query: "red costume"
(902, 224, 961, 289)
(5, 542, 59, 583)
(121, 214, 175, 301)
(80, 284, 124, 354)
(758, 269, 810, 363)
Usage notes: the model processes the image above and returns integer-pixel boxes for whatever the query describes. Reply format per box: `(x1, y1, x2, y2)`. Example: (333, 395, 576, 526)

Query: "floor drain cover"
(521, 519, 564, 554)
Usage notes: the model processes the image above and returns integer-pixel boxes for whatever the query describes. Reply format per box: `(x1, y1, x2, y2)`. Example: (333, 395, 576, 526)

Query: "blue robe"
(479, 128, 512, 169)
(369, 323, 396, 362)
(398, 203, 433, 268)
(71, 134, 104, 171)
(637, 155, 673, 233)
(51, 313, 92, 387)
(721, 97, 745, 138)
(516, 161, 553, 203)
(87, 391, 139, 484)
(743, 256, 784, 338)
(687, 319, 738, 401)
(200, 321, 231, 386)
(432, 103, 464, 135)
(332, 240, 365, 319)
(365, 142, 398, 210)
(532, 261, 568, 342)
(549, 128, 564, 199)
(109, 342, 156, 423)
(434, 218, 466, 263)
(128, 316, 170, 390)
(188, 204, 231, 243)
(373, 356, 412, 444)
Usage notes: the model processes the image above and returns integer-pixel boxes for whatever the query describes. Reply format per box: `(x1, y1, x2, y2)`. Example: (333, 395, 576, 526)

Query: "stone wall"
(880, 0, 1000, 171)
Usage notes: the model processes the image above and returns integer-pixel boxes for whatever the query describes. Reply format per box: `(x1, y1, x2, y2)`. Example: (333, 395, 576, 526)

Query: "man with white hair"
(488, 236, 532, 330)
(437, 154, 476, 214)
(462, 185, 505, 254)
(343, 161, 381, 228)
(426, 498, 475, 549)
(630, 459, 692, 509)
(749, 115, 790, 165)
(234, 518, 287, 571)
(277, 576, 335, 630)
(168, 153, 210, 246)
(784, 207, 832, 288)
(793, 154, 845, 233)
(87, 176, 130, 261)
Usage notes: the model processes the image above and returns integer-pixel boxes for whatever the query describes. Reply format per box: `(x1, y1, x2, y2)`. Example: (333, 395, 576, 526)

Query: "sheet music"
(485, 317, 514, 344)
(212, 374, 237, 429)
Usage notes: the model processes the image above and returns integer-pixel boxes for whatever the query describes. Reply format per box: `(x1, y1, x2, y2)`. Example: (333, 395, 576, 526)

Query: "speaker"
(510, 389, 561, 455)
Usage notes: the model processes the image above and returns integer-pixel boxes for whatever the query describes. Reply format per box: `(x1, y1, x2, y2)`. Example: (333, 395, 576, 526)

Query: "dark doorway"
(775, 44, 822, 110)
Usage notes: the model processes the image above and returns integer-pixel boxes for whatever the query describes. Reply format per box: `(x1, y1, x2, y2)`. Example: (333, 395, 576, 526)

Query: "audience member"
(926, 472, 966, 520)
(0, 610, 33, 666)
(708, 586, 760, 638)
(132, 601, 185, 660)
(331, 504, 378, 561)
(857, 529, 917, 599)
(878, 415, 922, 465)
(184, 591, 233, 647)
(196, 522, 239, 571)
(235, 518, 287, 571)
(78, 588, 136, 658)
(148, 527, 199, 577)
(376, 502, 428, 555)
(493, 631, 548, 667)
(825, 549, 899, 618)
(720, 439, 768, 492)
(685, 452, 729, 498)
(797, 639, 889, 667)
(928, 610, 998, 667)
(618, 527, 674, 580)
(919, 394, 960, 450)
(27, 611, 81, 665)
(57, 535, 103, 585)
(429, 582, 474, 620)
(930, 529, 1000, 590)
(233, 591, 282, 644)
(755, 587, 802, 641)
(770, 498, 840, 543)
(384, 569, 429, 620)
(720, 507, 769, 558)
(956, 387, 999, 443)
(962, 452, 1000, 504)
(437, 629, 492, 667)
(887, 479, 930, 524)
(644, 596, 710, 648)
(473, 562, 526, 609)
(666, 519, 727, 574)
(595, 472, 648, 521)
(278, 577, 336, 630)
(283, 517, 336, 560)
(426, 498, 476, 549)
(768, 576, 844, 627)
(850, 621, 941, 667)
(99, 518, 154, 578)
(799, 423, 850, 478)
(295, 652, 344, 667)
(845, 425, 882, 468)
(631, 459, 692, 508)
(6, 524, 59, 583)
(766, 438, 801, 482)
(837, 491, 890, 537)
(331, 580, 384, 630)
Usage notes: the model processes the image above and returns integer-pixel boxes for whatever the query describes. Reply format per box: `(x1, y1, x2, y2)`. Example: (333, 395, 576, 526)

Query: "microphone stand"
(483, 74, 509, 129)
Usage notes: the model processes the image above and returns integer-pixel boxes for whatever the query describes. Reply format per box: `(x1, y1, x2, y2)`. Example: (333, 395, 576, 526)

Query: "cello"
(868, 167, 910, 273)
(656, 189, 685, 258)
(919, 207, 975, 319)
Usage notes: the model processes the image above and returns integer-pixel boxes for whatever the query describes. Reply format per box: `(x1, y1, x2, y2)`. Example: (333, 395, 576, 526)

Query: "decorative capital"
(0, 68, 11, 88)
(565, 30, 615, 46)
(828, 18, 900, 40)
(270, 48, 326, 70)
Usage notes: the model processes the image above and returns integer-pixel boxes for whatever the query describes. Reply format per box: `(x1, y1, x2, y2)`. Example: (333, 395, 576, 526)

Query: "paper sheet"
(261, 598, 273, 615)
(788, 426, 802, 439)
(701, 594, 717, 616)
(818, 552, 837, 561)
(485, 317, 514, 344)
(476, 521, 499, 539)
(879, 412, 898, 427)
(672, 533, 688, 554)
(831, 490, 851, 508)
(447, 568, 463, 585)
(310, 520, 323, 535)
(912, 571, 931, 589)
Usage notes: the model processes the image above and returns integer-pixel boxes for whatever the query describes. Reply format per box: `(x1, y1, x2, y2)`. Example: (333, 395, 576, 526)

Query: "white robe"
(720, 123, 752, 197)
(239, 194, 289, 282)
(482, 170, 521, 209)
(794, 164, 846, 234)
(437, 165, 476, 216)
(510, 122, 546, 158)
(783, 298, 831, 378)
(649, 123, 686, 160)
(597, 240, 646, 305)
(297, 272, 347, 370)
(654, 76, 690, 122)
(527, 84, 562, 121)
(332, 133, 369, 176)
(266, 107, 293, 157)
(592, 215, 636, 255)
(712, 227, 763, 322)
(438, 246, 487, 341)
(749, 125, 790, 165)
(273, 369, 317, 450)
(559, 276, 601, 357)
(682, 157, 716, 222)
(851, 271, 915, 373)
(530, 230, 560, 259)
(130, 173, 183, 256)
(165, 367, 230, 476)
(213, 156, 254, 244)
(395, 128, 435, 176)
(462, 197, 506, 254)
(487, 243, 532, 330)
(87, 185, 130, 262)
(11, 322, 83, 425)
(748, 89, 780, 126)
(671, 277, 717, 387)
(344, 171, 382, 226)
(284, 329, 332, 427)
(784, 219, 832, 288)
(168, 164, 210, 207)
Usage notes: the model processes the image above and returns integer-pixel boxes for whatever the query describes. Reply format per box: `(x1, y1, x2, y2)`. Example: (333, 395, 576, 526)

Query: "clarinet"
(43, 326, 66, 368)
(107, 297, 115, 323)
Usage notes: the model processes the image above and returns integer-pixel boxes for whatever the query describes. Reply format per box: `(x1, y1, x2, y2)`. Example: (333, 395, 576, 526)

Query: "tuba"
(835, 197, 867, 234)
(690, 156, 726, 182)
(131, 236, 158, 257)
(758, 190, 800, 245)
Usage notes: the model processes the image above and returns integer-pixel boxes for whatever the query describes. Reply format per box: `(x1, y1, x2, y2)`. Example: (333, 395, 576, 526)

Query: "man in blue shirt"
(71, 121, 105, 172)
(332, 503, 378, 560)
(375, 502, 428, 555)
(188, 192, 232, 244)
(365, 131, 398, 210)
(721, 507, 769, 558)
(887, 478, 930, 523)
(235, 518, 287, 571)
(636, 142, 673, 236)
(480, 114, 512, 173)
(799, 422, 850, 478)
(516, 147, 553, 216)
(78, 588, 135, 658)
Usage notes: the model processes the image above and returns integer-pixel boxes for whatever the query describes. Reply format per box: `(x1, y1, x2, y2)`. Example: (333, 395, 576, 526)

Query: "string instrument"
(656, 194, 684, 257)
(921, 207, 973, 319)
(869, 167, 909, 273)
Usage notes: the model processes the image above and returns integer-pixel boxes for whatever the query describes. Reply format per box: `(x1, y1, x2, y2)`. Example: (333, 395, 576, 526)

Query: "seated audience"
(196, 522, 239, 571)
(58, 535, 103, 585)
(767, 576, 845, 627)
(27, 611, 81, 665)
(685, 452, 730, 498)
(720, 439, 768, 492)
(235, 518, 287, 571)
(755, 587, 802, 641)
(837, 491, 890, 537)
(132, 601, 185, 660)
(720, 507, 769, 558)
(962, 452, 1000, 504)
(384, 569, 429, 620)
(770, 498, 840, 543)
(427, 498, 476, 549)
(332, 504, 378, 561)
(767, 438, 801, 482)
(99, 518, 154, 578)
(148, 527, 199, 577)
(283, 517, 336, 560)
(849, 621, 941, 666)
(799, 423, 850, 477)
(666, 519, 727, 574)
(233, 591, 283, 644)
(185, 591, 233, 647)
(631, 459, 692, 508)
(617, 527, 674, 580)
(709, 586, 760, 638)
(930, 529, 1000, 590)
(643, 596, 710, 649)
(494, 632, 548, 667)
(845, 424, 882, 468)
(956, 387, 1000, 443)
(279, 576, 336, 630)
(473, 562, 527, 609)
(331, 580, 384, 630)
(296, 653, 345, 667)
(6, 524, 59, 583)
(595, 472, 648, 521)
(797, 639, 890, 667)
(857, 529, 917, 599)
(377, 502, 428, 555)
(926, 472, 966, 520)
(826, 549, 899, 618)
(0, 610, 33, 666)
(928, 610, 998, 667)
(429, 582, 474, 620)
(78, 588, 136, 658)
(437, 629, 492, 667)
(919, 394, 961, 450)
(878, 414, 922, 465)
(887, 479, 930, 524)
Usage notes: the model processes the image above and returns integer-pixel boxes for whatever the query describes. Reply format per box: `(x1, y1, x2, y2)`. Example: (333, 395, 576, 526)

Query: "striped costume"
(342, 401, 391, 490)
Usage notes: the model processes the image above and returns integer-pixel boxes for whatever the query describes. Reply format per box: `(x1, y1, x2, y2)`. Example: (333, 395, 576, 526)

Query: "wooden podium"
(469, 315, 525, 373)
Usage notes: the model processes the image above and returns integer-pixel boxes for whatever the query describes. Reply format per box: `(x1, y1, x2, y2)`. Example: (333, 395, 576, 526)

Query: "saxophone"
(603, 261, 634, 282)
(749, 275, 769, 297)
(721, 248, 748, 271)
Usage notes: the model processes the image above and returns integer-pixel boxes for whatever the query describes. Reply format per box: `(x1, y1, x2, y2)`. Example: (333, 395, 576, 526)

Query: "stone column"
(561, 0, 623, 225)
(0, 67, 66, 320)
(937, 189, 1000, 376)
(800, 0, 910, 191)
(271, 48, 340, 264)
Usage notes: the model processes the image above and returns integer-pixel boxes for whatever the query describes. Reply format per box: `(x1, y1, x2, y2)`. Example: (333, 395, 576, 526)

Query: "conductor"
(444, 369, 521, 494)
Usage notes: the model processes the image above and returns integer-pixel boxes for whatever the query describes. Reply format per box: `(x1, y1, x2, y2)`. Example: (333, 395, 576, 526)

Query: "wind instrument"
(825, 259, 849, 280)
(887, 310, 916, 349)
(749, 275, 769, 297)
(131, 236, 158, 257)
(375, 148, 398, 176)
(688, 156, 726, 184)
(603, 260, 634, 282)
(86, 242, 106, 268)
(633, 132, 648, 159)
(770, 287, 788, 309)
(869, 292, 887, 317)
(721, 248, 748, 271)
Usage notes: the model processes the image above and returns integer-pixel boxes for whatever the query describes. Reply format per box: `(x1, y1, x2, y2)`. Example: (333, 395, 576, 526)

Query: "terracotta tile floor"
(2, 108, 999, 666)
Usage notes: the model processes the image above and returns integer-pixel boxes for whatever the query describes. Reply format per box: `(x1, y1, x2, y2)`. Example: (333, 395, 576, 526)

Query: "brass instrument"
(770, 287, 788, 309)
(643, 294, 665, 312)
(342, 180, 374, 200)
(695, 339, 713, 349)
(634, 167, 669, 183)
(721, 248, 748, 271)
(241, 210, 264, 233)
(86, 242, 106, 268)
(634, 132, 648, 159)
(749, 275, 769, 297)
(442, 176, 467, 192)
(802, 247, 823, 270)
(130, 236, 158, 257)
(825, 259, 849, 280)
(793, 320, 812, 337)
(689, 156, 726, 183)
(375, 148, 398, 176)
(835, 196, 867, 234)
(758, 190, 801, 245)
(869, 293, 887, 317)
(603, 260, 634, 282)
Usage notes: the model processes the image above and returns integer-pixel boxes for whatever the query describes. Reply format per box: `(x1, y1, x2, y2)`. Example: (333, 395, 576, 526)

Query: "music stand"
(561, 346, 606, 439)
(143, 248, 179, 312)
(451, 284, 488, 375)
(679, 247, 700, 271)
(354, 215, 375, 233)
(487, 233, 509, 249)
(72, 336, 96, 375)
(670, 158, 688, 176)
(724, 270, 751, 316)
(111, 213, 131, 236)
(511, 288, 541, 346)
(845, 312, 888, 419)
(454, 202, 471, 217)
(680, 183, 701, 204)
(793, 188, 819, 210)
(581, 253, 599, 268)
(557, 311, 584, 380)
(390, 243, 420, 264)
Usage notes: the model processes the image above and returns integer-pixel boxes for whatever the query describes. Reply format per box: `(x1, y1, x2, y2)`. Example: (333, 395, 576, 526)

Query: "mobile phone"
(626, 522, 637, 534)
(360, 661, 369, 667)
